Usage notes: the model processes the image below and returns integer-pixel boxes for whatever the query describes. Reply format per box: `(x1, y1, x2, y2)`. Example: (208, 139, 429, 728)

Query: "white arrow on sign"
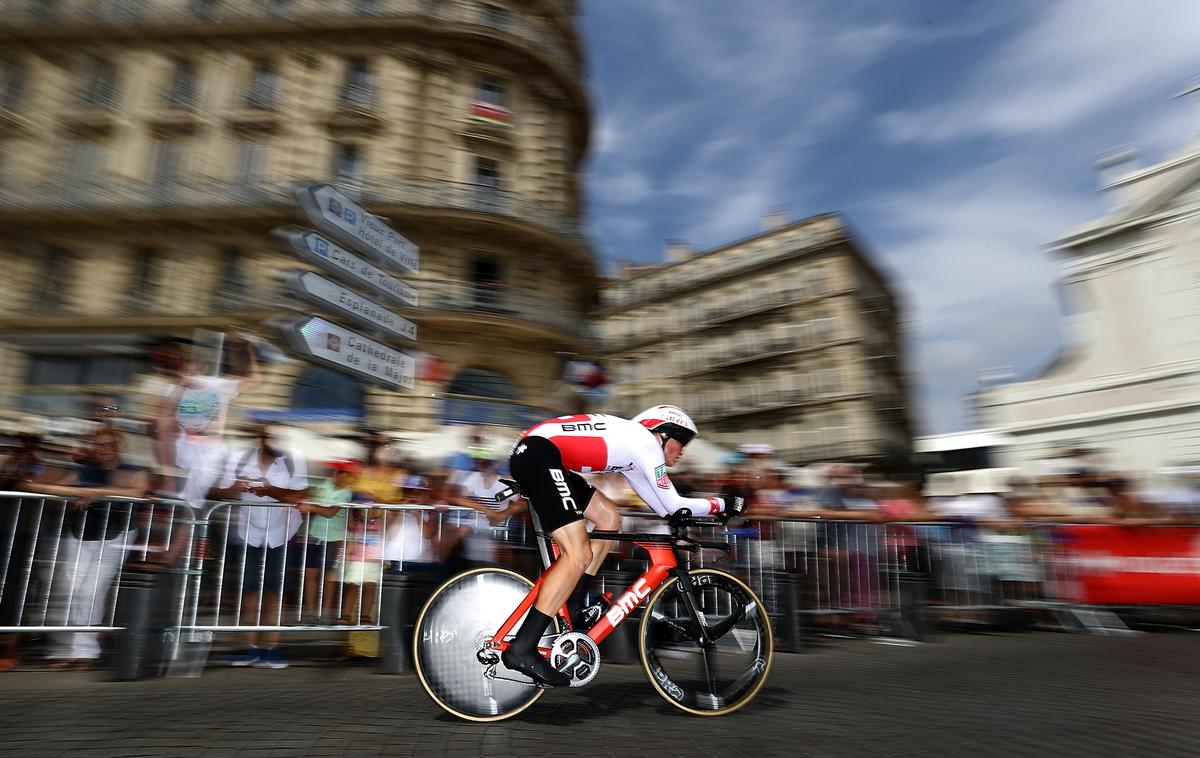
(286, 270, 417, 343)
(293, 183, 419, 275)
(274, 228, 417, 307)
(278, 316, 414, 389)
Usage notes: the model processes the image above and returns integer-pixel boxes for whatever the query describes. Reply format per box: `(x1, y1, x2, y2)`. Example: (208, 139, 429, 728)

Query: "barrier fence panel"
(0, 492, 191, 634)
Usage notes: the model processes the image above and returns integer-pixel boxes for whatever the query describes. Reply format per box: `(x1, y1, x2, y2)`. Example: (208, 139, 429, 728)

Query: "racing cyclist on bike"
(501, 405, 746, 687)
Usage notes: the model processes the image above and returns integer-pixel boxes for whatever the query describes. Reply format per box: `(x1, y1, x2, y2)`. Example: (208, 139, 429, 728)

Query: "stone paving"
(1, 632, 1198, 757)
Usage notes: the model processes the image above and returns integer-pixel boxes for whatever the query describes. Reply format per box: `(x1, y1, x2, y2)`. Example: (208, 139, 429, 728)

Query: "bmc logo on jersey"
(560, 421, 606, 432)
(604, 578, 653, 627)
(655, 464, 669, 489)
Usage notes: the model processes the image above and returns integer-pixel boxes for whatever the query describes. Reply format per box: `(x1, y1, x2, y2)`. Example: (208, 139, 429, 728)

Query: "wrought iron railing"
(0, 176, 588, 250)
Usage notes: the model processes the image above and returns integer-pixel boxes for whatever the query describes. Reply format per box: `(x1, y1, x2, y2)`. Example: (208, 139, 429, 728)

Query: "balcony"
(0, 175, 588, 251)
(228, 86, 282, 132)
(0, 0, 582, 80)
(325, 85, 382, 131)
(421, 280, 589, 341)
(59, 91, 121, 134)
(147, 86, 201, 132)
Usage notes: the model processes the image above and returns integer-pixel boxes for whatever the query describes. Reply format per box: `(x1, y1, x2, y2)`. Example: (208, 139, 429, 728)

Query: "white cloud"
(865, 158, 1095, 433)
(877, 0, 1200, 144)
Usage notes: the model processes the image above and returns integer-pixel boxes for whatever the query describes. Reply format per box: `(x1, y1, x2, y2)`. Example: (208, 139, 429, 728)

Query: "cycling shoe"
(501, 646, 571, 688)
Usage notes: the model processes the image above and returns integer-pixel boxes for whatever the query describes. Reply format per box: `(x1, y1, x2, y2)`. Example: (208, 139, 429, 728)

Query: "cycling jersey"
(518, 414, 723, 518)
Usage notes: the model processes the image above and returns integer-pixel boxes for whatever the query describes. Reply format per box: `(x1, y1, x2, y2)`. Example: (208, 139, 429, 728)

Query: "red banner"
(1054, 525, 1200, 605)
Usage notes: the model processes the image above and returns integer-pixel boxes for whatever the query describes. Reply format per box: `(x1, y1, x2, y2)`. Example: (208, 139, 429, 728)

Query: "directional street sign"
(279, 316, 414, 389)
(274, 228, 417, 307)
(293, 183, 420, 275)
(286, 270, 417, 344)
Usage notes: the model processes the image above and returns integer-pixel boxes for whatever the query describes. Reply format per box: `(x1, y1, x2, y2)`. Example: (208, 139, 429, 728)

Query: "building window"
(291, 366, 365, 414)
(212, 247, 250, 308)
(166, 59, 196, 108)
(355, 0, 381, 14)
(189, 0, 218, 20)
(22, 354, 146, 415)
(246, 61, 279, 108)
(1, 59, 24, 110)
(150, 139, 183, 195)
(64, 138, 102, 186)
(473, 156, 502, 188)
(341, 58, 373, 106)
(236, 140, 266, 181)
(333, 143, 361, 184)
(266, 0, 292, 18)
(470, 256, 504, 309)
(479, 4, 511, 29)
(32, 246, 72, 312)
(471, 78, 513, 125)
(130, 247, 159, 304)
(446, 368, 517, 400)
(80, 58, 119, 108)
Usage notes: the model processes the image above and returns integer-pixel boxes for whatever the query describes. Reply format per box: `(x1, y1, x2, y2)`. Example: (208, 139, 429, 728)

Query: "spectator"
(355, 430, 400, 504)
(22, 409, 151, 670)
(211, 423, 307, 669)
(157, 336, 260, 507)
(445, 426, 490, 475)
(339, 502, 385, 626)
(0, 429, 46, 670)
(452, 456, 526, 567)
(295, 461, 357, 624)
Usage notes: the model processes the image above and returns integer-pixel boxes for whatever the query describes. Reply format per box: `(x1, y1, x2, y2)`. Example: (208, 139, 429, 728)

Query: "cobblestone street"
(1, 632, 1198, 757)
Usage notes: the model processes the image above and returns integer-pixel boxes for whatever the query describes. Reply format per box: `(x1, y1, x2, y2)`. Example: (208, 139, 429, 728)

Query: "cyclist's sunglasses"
(665, 429, 696, 448)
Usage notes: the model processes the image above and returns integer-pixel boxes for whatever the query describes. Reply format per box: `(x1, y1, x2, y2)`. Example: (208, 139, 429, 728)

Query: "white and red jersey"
(518, 414, 723, 518)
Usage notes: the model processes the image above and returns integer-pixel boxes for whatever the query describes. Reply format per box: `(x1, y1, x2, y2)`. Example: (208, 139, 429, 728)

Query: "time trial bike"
(413, 481, 773, 721)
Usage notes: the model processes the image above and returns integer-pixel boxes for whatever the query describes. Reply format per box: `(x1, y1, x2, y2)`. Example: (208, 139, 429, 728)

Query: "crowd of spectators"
(2, 389, 1199, 673)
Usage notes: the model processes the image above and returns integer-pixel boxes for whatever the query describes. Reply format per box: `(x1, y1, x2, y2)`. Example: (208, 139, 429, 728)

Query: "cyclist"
(501, 404, 745, 687)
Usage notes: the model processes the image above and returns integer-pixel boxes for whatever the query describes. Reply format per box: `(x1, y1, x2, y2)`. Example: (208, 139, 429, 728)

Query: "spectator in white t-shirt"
(210, 423, 306, 669)
(156, 337, 260, 507)
(452, 457, 526, 565)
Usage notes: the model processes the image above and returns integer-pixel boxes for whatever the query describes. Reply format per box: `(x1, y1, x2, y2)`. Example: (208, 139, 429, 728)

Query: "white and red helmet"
(631, 405, 698, 447)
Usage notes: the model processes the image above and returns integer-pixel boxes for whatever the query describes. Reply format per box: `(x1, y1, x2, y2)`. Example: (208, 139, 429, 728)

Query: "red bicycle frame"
(488, 539, 679, 653)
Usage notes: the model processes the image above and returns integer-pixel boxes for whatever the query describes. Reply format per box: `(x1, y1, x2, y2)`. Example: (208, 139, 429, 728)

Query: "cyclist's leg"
(503, 437, 594, 685)
(534, 519, 592, 616)
(582, 490, 621, 574)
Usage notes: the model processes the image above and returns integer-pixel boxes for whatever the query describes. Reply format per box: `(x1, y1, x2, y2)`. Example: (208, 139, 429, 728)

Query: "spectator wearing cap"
(210, 423, 307, 669)
(295, 461, 357, 624)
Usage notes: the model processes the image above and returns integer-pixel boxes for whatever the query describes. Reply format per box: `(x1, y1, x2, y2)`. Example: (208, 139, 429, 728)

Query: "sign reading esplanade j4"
(293, 183, 420, 275)
(286, 271, 417, 343)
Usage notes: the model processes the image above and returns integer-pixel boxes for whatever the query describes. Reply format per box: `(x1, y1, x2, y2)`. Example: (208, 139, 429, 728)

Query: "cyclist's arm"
(624, 438, 723, 518)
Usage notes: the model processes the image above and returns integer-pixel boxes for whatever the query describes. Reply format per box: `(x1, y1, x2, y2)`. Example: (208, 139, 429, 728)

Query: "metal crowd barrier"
(4, 491, 1192, 674)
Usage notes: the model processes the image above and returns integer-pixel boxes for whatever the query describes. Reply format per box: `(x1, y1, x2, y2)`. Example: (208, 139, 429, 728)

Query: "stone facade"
(595, 215, 912, 466)
(978, 136, 1200, 472)
(0, 0, 594, 432)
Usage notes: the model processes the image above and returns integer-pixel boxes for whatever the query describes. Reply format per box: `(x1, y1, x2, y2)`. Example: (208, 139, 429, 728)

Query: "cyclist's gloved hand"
(720, 494, 746, 522)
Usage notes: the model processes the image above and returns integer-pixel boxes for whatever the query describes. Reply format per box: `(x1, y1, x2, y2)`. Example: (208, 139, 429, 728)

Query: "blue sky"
(577, 0, 1200, 435)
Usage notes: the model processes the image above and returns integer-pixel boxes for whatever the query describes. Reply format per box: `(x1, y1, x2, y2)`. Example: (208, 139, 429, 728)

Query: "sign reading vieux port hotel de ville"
(271, 183, 419, 390)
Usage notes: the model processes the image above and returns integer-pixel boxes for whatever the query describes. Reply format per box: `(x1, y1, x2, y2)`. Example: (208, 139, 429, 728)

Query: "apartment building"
(595, 214, 912, 466)
(0, 0, 594, 431)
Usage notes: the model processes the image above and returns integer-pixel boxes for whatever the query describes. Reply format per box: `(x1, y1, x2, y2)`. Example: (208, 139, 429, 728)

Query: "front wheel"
(413, 567, 547, 722)
(639, 568, 773, 716)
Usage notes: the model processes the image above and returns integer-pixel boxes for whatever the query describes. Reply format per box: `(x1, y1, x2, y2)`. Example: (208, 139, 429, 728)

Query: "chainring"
(549, 631, 601, 688)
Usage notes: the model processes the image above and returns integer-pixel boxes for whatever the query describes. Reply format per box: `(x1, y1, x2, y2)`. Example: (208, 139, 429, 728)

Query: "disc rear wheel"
(413, 568, 548, 722)
(639, 568, 773, 716)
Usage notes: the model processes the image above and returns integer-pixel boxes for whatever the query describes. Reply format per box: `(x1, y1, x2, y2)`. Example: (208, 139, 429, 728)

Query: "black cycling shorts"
(509, 435, 594, 535)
